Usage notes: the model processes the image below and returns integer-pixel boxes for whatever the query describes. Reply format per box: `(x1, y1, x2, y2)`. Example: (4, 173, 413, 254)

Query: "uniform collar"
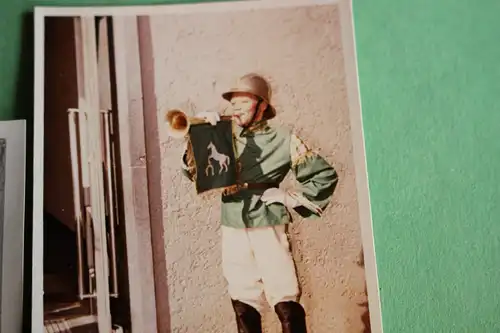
(238, 120, 270, 137)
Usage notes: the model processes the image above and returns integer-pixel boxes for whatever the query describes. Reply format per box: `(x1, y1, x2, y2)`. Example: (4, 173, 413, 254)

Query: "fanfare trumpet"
(165, 109, 232, 139)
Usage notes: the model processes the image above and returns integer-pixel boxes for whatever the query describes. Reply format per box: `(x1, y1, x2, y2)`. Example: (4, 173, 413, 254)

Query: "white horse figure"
(206, 141, 230, 175)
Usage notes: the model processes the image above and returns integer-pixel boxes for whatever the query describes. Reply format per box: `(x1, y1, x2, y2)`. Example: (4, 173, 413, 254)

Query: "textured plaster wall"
(149, 4, 369, 332)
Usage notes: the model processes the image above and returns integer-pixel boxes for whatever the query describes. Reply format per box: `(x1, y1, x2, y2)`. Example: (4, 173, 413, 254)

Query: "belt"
(222, 182, 279, 196)
(245, 182, 279, 190)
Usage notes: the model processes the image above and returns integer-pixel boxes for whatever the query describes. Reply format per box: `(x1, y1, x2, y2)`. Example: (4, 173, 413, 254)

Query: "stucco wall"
(149, 4, 369, 332)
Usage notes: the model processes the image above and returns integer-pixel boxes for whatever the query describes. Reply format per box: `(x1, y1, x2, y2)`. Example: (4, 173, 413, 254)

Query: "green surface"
(353, 1, 500, 332)
(1, 0, 499, 332)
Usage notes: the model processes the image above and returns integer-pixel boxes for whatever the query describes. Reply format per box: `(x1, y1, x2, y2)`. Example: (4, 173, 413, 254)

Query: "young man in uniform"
(180, 73, 338, 333)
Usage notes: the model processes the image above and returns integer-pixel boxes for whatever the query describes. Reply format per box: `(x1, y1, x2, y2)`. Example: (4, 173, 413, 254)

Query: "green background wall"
(2, 0, 499, 332)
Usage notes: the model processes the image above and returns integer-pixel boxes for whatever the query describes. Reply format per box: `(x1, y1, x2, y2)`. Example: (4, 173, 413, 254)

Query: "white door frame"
(73, 16, 113, 332)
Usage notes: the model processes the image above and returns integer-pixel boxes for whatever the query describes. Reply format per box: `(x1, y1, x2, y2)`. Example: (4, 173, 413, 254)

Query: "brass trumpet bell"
(165, 109, 193, 138)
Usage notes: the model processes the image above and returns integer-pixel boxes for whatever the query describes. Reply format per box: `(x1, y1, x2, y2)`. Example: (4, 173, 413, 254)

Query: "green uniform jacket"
(181, 120, 339, 229)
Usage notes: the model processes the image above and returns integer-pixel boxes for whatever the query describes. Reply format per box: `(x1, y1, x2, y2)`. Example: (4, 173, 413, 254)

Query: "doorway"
(43, 16, 132, 333)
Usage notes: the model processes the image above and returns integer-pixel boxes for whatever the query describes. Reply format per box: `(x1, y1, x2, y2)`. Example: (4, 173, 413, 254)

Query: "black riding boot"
(274, 301, 307, 333)
(231, 299, 263, 333)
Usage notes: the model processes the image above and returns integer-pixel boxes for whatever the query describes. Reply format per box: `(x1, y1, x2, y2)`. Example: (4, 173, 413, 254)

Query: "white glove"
(260, 188, 323, 216)
(260, 188, 298, 208)
(196, 110, 220, 126)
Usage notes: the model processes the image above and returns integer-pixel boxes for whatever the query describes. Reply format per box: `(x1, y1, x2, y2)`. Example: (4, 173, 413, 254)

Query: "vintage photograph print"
(35, 0, 381, 332)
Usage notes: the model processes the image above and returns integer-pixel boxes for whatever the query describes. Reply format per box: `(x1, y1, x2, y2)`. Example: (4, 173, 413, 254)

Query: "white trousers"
(221, 224, 300, 312)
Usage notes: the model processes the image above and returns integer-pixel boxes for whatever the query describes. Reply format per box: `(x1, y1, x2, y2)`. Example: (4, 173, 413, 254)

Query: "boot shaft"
(274, 301, 307, 333)
(230, 299, 307, 333)
(231, 299, 263, 333)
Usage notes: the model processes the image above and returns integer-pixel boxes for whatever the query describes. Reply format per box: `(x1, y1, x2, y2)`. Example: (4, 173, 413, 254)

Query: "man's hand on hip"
(260, 188, 323, 216)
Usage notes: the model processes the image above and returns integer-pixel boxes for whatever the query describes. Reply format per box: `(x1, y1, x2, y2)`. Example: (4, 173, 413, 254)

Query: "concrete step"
(44, 315, 98, 333)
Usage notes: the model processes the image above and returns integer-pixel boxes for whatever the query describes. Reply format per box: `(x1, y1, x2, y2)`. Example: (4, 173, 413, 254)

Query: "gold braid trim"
(184, 137, 197, 181)
(291, 150, 319, 169)
(290, 133, 319, 168)
(221, 181, 246, 197)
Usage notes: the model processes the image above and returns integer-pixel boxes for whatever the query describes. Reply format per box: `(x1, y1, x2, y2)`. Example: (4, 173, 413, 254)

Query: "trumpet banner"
(189, 120, 238, 194)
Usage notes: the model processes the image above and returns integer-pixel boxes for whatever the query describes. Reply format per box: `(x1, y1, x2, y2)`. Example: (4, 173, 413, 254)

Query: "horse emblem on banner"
(205, 141, 231, 176)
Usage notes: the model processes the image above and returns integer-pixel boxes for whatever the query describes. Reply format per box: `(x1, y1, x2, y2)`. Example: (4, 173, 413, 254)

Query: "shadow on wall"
(356, 248, 371, 333)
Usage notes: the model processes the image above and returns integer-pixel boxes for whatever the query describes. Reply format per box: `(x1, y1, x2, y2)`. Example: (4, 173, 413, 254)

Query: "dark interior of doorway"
(43, 212, 98, 333)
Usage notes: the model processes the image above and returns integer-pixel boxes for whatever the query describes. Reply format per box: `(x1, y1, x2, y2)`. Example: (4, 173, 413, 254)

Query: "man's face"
(229, 92, 261, 127)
